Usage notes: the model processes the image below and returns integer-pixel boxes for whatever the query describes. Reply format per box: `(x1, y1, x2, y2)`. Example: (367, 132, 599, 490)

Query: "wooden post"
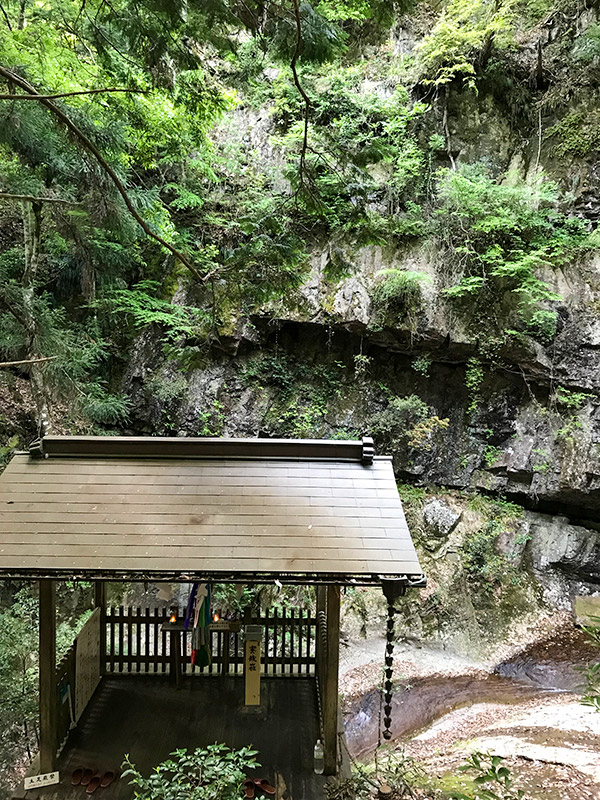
(170, 630, 182, 689)
(315, 585, 327, 714)
(324, 585, 340, 775)
(39, 580, 57, 773)
(222, 631, 231, 676)
(94, 582, 106, 676)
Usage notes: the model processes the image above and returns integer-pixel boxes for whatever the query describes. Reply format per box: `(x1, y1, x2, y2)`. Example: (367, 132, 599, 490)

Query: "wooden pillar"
(324, 584, 340, 775)
(170, 630, 182, 689)
(94, 581, 107, 676)
(39, 580, 57, 773)
(315, 586, 327, 703)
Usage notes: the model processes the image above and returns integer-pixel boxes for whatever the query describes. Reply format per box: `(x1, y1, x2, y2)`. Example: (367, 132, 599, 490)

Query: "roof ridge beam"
(30, 435, 375, 463)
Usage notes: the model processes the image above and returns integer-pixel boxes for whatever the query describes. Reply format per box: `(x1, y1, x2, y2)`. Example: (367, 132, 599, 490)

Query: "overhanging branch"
(0, 356, 58, 368)
(0, 66, 206, 283)
(0, 192, 80, 205)
(0, 87, 146, 100)
(290, 0, 310, 188)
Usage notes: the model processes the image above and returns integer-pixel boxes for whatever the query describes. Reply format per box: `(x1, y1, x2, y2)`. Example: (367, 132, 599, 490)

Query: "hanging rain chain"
(381, 580, 405, 742)
(383, 600, 395, 740)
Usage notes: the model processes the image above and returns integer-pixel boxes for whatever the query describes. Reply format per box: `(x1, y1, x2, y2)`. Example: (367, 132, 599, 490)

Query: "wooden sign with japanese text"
(244, 638, 261, 705)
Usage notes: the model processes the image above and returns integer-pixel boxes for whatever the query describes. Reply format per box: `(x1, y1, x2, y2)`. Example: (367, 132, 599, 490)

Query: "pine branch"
(0, 356, 58, 368)
(0, 66, 207, 284)
(0, 2, 12, 30)
(290, 0, 310, 189)
(0, 192, 80, 205)
(0, 87, 145, 100)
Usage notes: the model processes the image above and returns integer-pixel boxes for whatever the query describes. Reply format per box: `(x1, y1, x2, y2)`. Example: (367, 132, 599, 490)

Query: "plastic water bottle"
(313, 739, 324, 774)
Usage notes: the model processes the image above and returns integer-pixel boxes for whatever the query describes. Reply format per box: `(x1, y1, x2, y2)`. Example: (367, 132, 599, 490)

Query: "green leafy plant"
(102, 282, 206, 344)
(353, 353, 372, 382)
(416, 0, 515, 89)
(122, 744, 259, 800)
(461, 499, 523, 593)
(371, 394, 449, 453)
(450, 752, 526, 799)
(582, 615, 600, 713)
(80, 384, 131, 426)
(554, 386, 592, 410)
(465, 357, 484, 414)
(412, 354, 432, 376)
(371, 269, 432, 324)
(484, 444, 501, 467)
(437, 167, 590, 332)
(531, 448, 550, 474)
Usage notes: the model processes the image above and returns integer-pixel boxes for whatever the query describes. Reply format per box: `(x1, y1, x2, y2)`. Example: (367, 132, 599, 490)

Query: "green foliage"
(416, 0, 515, 89)
(353, 353, 372, 381)
(371, 394, 449, 453)
(0, 586, 91, 786)
(412, 354, 432, 376)
(397, 483, 427, 506)
(525, 309, 558, 342)
(196, 399, 226, 437)
(0, 434, 19, 469)
(484, 444, 501, 467)
(582, 616, 600, 713)
(272, 69, 429, 240)
(371, 269, 431, 323)
(531, 448, 550, 474)
(80, 384, 131, 426)
(102, 281, 208, 343)
(546, 110, 600, 158)
(465, 357, 484, 414)
(572, 24, 600, 64)
(326, 750, 423, 799)
(122, 744, 259, 800)
(438, 167, 590, 332)
(242, 351, 346, 438)
(461, 499, 523, 593)
(554, 385, 592, 410)
(450, 752, 525, 800)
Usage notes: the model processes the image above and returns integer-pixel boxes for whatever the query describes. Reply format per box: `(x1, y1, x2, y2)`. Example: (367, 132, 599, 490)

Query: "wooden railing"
(103, 606, 317, 677)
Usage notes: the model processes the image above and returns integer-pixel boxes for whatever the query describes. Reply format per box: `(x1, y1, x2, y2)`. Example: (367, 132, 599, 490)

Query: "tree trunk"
(17, 0, 26, 29)
(21, 200, 49, 432)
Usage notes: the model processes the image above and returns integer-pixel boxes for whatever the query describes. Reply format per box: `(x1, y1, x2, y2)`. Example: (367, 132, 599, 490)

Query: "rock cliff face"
(121, 7, 600, 649)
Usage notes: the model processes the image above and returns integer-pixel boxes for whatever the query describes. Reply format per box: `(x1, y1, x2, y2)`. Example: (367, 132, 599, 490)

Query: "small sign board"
(209, 620, 241, 632)
(24, 772, 60, 790)
(244, 624, 263, 641)
(244, 638, 261, 706)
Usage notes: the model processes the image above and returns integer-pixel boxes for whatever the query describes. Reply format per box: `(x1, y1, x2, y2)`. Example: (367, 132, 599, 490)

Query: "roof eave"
(0, 567, 427, 587)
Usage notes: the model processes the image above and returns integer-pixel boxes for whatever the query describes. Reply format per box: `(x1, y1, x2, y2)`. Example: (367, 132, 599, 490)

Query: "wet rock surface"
(341, 622, 600, 798)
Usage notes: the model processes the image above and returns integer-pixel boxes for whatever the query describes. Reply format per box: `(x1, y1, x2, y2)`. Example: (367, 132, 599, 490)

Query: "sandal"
(86, 777, 101, 795)
(100, 772, 116, 788)
(81, 770, 95, 787)
(242, 778, 255, 799)
(71, 769, 84, 786)
(254, 778, 276, 795)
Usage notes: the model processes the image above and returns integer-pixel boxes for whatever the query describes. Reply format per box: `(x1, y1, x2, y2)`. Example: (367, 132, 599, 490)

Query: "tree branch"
(290, 0, 310, 189)
(0, 66, 206, 283)
(0, 1, 12, 30)
(0, 87, 145, 100)
(0, 192, 80, 205)
(0, 356, 58, 368)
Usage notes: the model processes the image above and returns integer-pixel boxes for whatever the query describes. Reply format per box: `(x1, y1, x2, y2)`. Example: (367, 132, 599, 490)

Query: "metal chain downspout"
(381, 580, 406, 741)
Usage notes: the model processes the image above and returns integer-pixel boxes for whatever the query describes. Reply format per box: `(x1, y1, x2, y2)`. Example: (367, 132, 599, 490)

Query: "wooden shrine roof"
(0, 436, 425, 586)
